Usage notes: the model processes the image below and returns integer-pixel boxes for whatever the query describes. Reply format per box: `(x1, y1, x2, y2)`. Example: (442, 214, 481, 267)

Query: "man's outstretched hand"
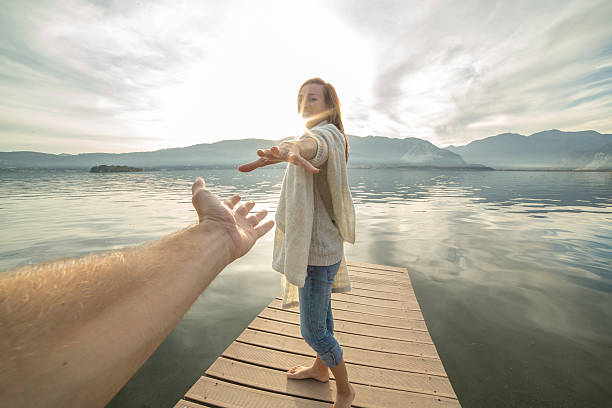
(191, 177, 274, 260)
(238, 140, 319, 174)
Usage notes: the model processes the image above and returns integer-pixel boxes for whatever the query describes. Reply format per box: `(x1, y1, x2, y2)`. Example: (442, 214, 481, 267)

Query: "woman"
(239, 77, 356, 408)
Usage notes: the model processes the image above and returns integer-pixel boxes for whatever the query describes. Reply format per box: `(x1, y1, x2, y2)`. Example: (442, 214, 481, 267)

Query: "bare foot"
(333, 383, 356, 408)
(286, 365, 329, 382)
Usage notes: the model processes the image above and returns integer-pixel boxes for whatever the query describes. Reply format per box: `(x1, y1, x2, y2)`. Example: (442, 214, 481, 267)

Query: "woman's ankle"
(312, 357, 328, 371)
(312, 363, 329, 374)
(336, 382, 353, 394)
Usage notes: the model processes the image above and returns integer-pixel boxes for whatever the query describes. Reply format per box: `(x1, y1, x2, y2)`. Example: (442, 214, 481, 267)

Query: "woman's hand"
(238, 140, 319, 174)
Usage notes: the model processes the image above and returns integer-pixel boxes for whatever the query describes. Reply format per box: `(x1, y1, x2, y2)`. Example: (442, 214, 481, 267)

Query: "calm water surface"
(1, 168, 611, 408)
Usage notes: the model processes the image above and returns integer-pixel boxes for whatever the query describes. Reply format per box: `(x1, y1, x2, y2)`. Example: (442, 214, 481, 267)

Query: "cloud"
(0, 0, 227, 152)
(334, 0, 612, 146)
(1, 0, 611, 153)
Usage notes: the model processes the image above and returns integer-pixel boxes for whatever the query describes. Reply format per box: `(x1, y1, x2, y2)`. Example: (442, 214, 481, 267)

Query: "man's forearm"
(0, 222, 233, 407)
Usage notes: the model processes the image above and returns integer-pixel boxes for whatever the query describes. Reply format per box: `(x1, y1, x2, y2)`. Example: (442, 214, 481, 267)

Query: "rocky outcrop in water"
(90, 165, 143, 173)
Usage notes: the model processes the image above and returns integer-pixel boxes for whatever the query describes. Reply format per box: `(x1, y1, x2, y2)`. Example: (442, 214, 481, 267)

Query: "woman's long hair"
(297, 78, 349, 162)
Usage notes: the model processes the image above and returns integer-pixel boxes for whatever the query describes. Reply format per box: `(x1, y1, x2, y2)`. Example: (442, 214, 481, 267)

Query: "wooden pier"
(174, 262, 461, 407)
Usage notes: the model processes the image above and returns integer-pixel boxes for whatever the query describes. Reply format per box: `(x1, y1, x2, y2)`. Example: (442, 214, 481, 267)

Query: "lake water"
(1, 168, 611, 408)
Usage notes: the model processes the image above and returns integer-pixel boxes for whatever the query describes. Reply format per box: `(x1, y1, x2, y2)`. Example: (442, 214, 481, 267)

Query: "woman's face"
(298, 84, 328, 124)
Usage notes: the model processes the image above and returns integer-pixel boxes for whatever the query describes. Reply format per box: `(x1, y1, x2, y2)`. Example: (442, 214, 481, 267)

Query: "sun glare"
(129, 0, 376, 149)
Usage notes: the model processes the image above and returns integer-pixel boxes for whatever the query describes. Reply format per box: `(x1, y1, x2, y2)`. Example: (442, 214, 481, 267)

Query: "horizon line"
(0, 128, 607, 156)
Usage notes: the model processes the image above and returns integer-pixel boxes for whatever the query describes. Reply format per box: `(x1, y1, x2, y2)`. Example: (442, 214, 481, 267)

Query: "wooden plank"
(237, 328, 444, 371)
(347, 265, 407, 277)
(351, 278, 411, 291)
(348, 261, 407, 273)
(259, 307, 430, 333)
(274, 297, 418, 317)
(204, 358, 461, 408)
(186, 376, 329, 407)
(278, 299, 422, 319)
(339, 286, 408, 301)
(223, 342, 457, 399)
(173, 399, 212, 408)
(270, 296, 422, 316)
(256, 310, 431, 341)
(350, 274, 412, 288)
(349, 270, 411, 285)
(350, 280, 408, 294)
(239, 326, 440, 363)
(332, 292, 419, 310)
(267, 303, 426, 329)
(251, 315, 434, 344)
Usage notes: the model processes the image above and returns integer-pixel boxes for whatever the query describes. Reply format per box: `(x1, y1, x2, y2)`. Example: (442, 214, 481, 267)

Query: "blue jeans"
(298, 261, 343, 368)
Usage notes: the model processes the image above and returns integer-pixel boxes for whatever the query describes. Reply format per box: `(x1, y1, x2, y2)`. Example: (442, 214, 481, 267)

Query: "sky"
(1, 0, 611, 154)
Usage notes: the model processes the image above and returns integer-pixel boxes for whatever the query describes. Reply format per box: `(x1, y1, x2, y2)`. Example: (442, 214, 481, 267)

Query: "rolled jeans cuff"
(318, 342, 343, 368)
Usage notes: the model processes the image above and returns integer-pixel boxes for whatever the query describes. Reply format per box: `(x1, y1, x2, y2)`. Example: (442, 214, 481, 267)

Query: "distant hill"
(0, 134, 479, 170)
(2, 130, 610, 170)
(0, 139, 280, 169)
(347, 135, 469, 167)
(560, 142, 612, 170)
(445, 130, 612, 169)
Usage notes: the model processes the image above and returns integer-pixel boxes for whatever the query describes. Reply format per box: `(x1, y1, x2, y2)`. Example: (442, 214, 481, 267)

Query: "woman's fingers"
(241, 143, 314, 173)
(296, 155, 320, 174)
(238, 156, 283, 172)
(260, 146, 284, 160)
(238, 158, 268, 172)
(257, 147, 282, 158)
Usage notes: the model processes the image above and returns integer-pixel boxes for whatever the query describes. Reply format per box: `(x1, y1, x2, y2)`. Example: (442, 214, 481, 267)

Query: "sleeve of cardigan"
(304, 134, 328, 167)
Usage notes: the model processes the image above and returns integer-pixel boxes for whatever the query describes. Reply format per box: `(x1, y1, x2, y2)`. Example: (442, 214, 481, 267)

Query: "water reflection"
(1, 168, 611, 407)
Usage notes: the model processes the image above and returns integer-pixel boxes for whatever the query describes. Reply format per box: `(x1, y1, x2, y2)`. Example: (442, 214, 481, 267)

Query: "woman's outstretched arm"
(0, 177, 274, 408)
(238, 138, 319, 173)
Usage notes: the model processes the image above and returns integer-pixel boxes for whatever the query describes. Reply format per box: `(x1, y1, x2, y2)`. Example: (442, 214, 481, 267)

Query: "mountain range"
(445, 130, 611, 169)
(1, 130, 610, 170)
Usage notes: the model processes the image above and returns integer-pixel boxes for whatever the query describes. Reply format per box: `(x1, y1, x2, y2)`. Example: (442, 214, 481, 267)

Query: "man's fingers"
(192, 187, 218, 223)
(255, 220, 275, 239)
(192, 177, 205, 195)
(224, 194, 241, 209)
(247, 209, 268, 226)
(236, 200, 255, 216)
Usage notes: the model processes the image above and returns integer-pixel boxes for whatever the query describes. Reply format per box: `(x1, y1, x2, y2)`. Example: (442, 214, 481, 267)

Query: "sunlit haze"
(1, 0, 611, 153)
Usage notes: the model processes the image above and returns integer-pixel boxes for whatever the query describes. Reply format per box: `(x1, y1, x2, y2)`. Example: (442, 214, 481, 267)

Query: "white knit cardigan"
(272, 121, 356, 309)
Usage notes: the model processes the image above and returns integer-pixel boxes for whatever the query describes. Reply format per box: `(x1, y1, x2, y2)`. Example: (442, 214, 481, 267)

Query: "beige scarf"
(272, 121, 356, 309)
